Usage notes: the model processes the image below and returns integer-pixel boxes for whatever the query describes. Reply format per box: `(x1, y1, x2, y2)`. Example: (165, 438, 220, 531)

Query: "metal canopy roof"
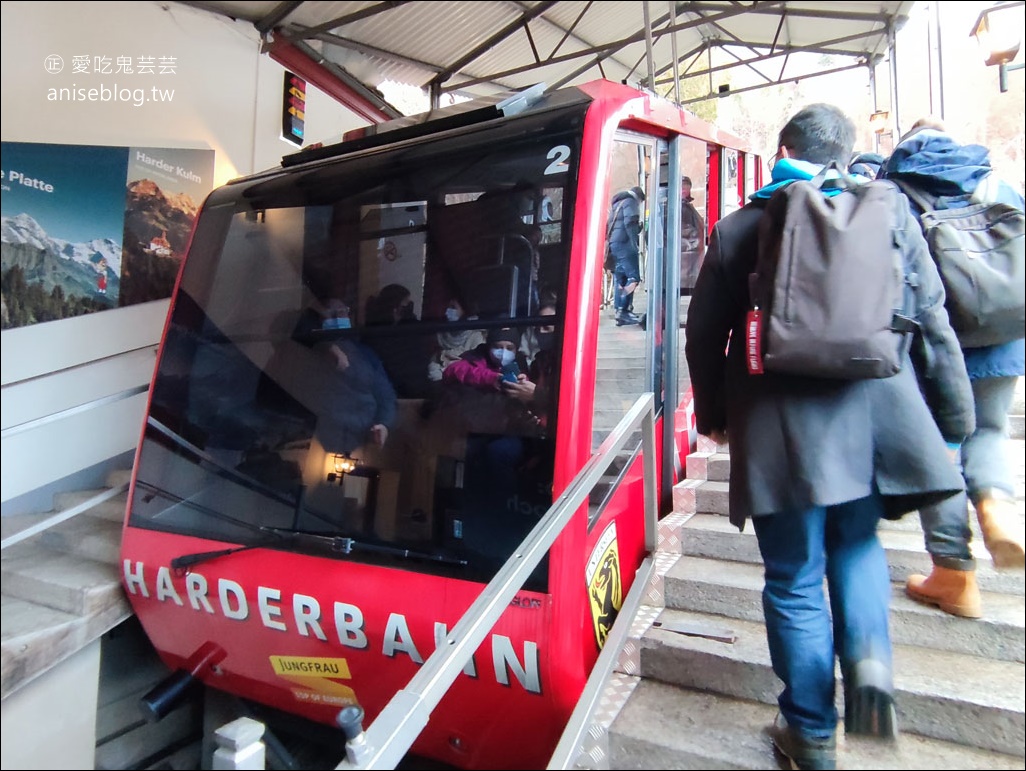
(177, 1, 915, 111)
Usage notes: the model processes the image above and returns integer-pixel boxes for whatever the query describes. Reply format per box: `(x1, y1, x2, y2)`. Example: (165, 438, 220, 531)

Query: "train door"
(587, 130, 666, 526)
(673, 135, 712, 466)
(721, 146, 742, 219)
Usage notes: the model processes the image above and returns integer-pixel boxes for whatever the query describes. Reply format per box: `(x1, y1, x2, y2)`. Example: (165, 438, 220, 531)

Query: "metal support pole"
(669, 1, 681, 104)
(643, 1, 656, 90)
(998, 62, 1025, 93)
(869, 66, 880, 155)
(933, 0, 945, 119)
(888, 22, 901, 141)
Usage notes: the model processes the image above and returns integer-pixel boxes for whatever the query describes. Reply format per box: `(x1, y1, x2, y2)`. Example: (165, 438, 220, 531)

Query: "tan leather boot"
(906, 567, 982, 619)
(975, 496, 1026, 570)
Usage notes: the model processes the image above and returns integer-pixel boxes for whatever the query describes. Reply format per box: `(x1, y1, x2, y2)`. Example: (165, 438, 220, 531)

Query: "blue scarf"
(750, 158, 855, 200)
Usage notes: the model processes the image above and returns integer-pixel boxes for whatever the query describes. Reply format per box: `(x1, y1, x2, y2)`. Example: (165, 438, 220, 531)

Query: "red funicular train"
(120, 79, 758, 769)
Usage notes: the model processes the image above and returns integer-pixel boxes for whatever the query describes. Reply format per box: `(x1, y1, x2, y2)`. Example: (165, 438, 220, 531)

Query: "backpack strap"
(888, 185, 921, 336)
(809, 160, 860, 193)
(606, 199, 628, 239)
(891, 177, 940, 216)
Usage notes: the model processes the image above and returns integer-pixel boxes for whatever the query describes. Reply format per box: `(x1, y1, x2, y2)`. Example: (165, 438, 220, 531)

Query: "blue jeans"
(613, 255, 640, 313)
(752, 495, 892, 740)
(918, 375, 1018, 569)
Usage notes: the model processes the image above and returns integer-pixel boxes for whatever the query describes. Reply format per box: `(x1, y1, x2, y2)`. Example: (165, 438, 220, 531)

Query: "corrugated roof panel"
(177, 0, 915, 105)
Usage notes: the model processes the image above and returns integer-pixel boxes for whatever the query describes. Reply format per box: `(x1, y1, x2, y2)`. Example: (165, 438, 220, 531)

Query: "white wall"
(0, 640, 101, 769)
(1, 1, 372, 507)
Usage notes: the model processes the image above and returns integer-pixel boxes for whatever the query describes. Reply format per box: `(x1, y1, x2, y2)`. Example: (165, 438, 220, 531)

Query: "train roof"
(227, 79, 750, 189)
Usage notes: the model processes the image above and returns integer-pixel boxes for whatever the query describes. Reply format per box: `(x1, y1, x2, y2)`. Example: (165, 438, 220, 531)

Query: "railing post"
(212, 717, 266, 770)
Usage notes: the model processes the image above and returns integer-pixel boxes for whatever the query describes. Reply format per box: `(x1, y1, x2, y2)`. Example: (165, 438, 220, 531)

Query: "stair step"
(1, 545, 125, 616)
(684, 451, 730, 482)
(2, 490, 128, 547)
(640, 607, 1025, 755)
(681, 513, 1026, 597)
(0, 594, 130, 701)
(36, 515, 122, 565)
(607, 679, 1026, 769)
(52, 488, 128, 523)
(105, 467, 134, 489)
(663, 555, 1025, 662)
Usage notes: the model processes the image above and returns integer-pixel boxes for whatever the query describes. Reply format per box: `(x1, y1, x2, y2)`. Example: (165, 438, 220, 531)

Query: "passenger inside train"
(131, 133, 569, 590)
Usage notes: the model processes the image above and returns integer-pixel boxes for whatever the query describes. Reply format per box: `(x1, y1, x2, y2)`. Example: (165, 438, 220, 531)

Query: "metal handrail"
(0, 384, 149, 439)
(1, 377, 145, 548)
(0, 483, 129, 552)
(547, 553, 656, 769)
(335, 392, 659, 769)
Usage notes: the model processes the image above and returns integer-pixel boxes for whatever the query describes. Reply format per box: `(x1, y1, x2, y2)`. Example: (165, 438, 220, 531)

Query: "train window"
(591, 132, 660, 513)
(130, 121, 584, 591)
(744, 151, 758, 201)
(721, 147, 741, 218)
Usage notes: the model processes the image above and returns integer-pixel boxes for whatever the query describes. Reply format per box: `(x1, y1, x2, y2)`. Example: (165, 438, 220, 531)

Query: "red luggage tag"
(746, 309, 764, 374)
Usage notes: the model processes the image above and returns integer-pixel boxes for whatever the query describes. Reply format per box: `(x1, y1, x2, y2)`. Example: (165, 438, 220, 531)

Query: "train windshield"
(130, 107, 585, 591)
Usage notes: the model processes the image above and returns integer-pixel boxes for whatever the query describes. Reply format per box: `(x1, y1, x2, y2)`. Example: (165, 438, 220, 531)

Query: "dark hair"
(365, 283, 411, 325)
(777, 104, 856, 167)
(682, 176, 692, 186)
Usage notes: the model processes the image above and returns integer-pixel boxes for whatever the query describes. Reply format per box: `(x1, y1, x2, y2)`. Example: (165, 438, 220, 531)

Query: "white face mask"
(491, 348, 515, 368)
(445, 307, 462, 322)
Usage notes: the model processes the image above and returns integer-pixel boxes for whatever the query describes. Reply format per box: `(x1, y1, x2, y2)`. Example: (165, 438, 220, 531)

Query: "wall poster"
(1, 141, 214, 330)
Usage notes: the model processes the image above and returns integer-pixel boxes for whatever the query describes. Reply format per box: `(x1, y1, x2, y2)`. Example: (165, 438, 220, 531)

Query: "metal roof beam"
(429, 0, 560, 87)
(505, 0, 639, 87)
(446, 1, 785, 92)
(679, 60, 867, 105)
(546, 0, 595, 60)
(255, 0, 304, 35)
(679, 2, 895, 25)
(282, 1, 414, 40)
(654, 30, 875, 89)
(303, 29, 447, 74)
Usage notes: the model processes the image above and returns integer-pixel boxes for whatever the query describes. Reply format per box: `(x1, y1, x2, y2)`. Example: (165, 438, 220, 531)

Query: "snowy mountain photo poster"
(1, 141, 213, 329)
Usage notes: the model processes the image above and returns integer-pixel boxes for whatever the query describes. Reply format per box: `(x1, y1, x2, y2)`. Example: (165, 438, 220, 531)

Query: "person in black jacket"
(606, 185, 645, 326)
(685, 104, 974, 770)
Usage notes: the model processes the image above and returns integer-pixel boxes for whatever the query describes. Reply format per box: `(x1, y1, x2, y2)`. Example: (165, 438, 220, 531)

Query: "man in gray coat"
(685, 104, 974, 770)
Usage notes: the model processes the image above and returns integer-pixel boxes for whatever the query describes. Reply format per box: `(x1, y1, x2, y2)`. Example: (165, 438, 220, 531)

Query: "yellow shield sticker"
(586, 521, 622, 649)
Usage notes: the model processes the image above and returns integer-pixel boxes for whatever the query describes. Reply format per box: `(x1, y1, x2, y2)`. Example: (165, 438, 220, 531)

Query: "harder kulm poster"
(1, 141, 213, 330)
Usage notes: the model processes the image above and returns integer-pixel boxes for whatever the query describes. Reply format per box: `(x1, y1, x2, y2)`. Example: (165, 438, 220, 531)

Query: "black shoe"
(768, 713, 836, 770)
(615, 311, 640, 326)
(844, 659, 898, 739)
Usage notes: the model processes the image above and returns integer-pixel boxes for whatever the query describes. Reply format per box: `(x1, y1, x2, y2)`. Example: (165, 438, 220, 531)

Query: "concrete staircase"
(585, 443, 1026, 770)
(1, 469, 132, 702)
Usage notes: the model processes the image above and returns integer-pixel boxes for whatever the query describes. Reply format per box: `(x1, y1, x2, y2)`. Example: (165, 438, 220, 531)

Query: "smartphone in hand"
(502, 361, 521, 383)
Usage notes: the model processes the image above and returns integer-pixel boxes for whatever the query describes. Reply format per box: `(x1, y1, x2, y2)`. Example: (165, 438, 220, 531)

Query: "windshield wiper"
(260, 526, 468, 566)
(170, 530, 289, 573)
(171, 544, 259, 572)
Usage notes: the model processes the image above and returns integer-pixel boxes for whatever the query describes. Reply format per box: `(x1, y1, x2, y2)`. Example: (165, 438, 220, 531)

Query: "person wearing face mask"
(321, 298, 353, 330)
(364, 283, 433, 398)
(442, 326, 525, 390)
(442, 324, 546, 571)
(428, 298, 486, 382)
